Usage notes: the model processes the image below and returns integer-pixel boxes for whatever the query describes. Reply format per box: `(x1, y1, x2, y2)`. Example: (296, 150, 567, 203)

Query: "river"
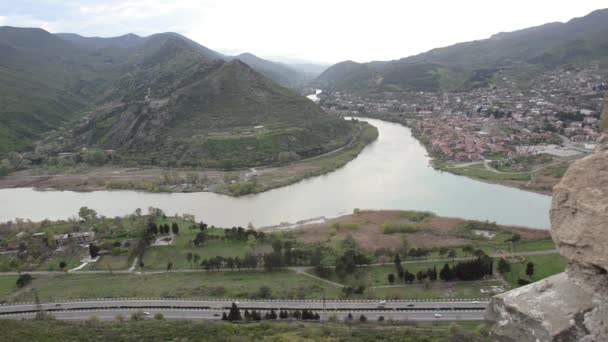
(0, 118, 551, 229)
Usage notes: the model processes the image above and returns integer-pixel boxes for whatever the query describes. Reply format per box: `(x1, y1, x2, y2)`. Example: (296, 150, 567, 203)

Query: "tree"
(154, 313, 164, 320)
(402, 270, 415, 283)
(171, 222, 179, 235)
(166, 261, 173, 272)
(449, 323, 462, 335)
(439, 263, 453, 281)
(148, 222, 158, 235)
(268, 309, 277, 319)
(227, 302, 242, 321)
(78, 207, 97, 222)
(139, 260, 145, 269)
(359, 314, 367, 322)
(193, 254, 201, 268)
(221, 312, 228, 320)
(388, 273, 395, 284)
(257, 286, 272, 299)
(59, 261, 67, 271)
(447, 249, 457, 259)
(508, 233, 521, 243)
(89, 243, 100, 258)
(498, 258, 511, 274)
(193, 232, 208, 246)
(16, 274, 32, 288)
(186, 253, 193, 268)
(525, 262, 535, 277)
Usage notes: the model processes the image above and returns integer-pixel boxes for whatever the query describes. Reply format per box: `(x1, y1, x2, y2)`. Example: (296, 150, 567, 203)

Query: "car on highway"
(434, 313, 442, 318)
(377, 300, 387, 307)
(472, 301, 480, 304)
(406, 304, 414, 307)
(143, 312, 151, 316)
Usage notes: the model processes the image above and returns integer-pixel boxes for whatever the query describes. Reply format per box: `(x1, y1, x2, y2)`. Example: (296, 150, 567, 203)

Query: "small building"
(54, 231, 95, 245)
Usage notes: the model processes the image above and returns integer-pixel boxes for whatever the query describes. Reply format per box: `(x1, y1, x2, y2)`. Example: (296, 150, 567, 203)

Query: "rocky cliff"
(485, 94, 608, 341)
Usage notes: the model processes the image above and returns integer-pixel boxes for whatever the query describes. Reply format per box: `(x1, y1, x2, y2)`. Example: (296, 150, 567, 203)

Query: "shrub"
(16, 274, 32, 288)
(331, 223, 359, 231)
(398, 210, 435, 222)
(131, 311, 146, 321)
(381, 222, 417, 234)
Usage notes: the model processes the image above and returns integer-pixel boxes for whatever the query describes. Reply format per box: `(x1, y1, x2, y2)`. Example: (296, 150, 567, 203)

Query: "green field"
(141, 240, 261, 270)
(89, 255, 133, 271)
(0, 275, 18, 299)
(500, 254, 567, 287)
(445, 163, 532, 181)
(2, 271, 341, 303)
(370, 281, 503, 300)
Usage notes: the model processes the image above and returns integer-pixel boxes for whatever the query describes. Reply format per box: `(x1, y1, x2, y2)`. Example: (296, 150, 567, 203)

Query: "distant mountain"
(0, 27, 356, 167)
(55, 31, 223, 60)
(316, 8, 608, 93)
(57, 33, 312, 87)
(55, 32, 144, 50)
(261, 56, 330, 77)
(228, 52, 306, 87)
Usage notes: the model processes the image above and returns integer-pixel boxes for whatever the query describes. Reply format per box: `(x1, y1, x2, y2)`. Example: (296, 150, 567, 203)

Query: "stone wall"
(485, 94, 608, 341)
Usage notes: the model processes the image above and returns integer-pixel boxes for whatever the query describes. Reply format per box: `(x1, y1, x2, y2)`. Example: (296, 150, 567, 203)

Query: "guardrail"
(1, 297, 491, 306)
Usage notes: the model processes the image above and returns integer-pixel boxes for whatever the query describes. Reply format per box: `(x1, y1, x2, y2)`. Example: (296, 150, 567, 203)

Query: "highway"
(0, 308, 484, 321)
(0, 299, 488, 321)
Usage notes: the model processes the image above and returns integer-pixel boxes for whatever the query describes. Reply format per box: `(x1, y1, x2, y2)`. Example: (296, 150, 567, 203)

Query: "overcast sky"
(1, 0, 606, 64)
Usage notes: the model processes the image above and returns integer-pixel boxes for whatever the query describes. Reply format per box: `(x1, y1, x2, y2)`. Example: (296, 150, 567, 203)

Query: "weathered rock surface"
(486, 94, 608, 341)
(485, 273, 594, 342)
(551, 149, 608, 272)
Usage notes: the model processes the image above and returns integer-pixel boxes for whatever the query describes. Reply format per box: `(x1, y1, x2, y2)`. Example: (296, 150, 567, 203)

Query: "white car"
(143, 312, 151, 316)
(378, 300, 387, 306)
(434, 313, 442, 318)
(472, 301, 480, 304)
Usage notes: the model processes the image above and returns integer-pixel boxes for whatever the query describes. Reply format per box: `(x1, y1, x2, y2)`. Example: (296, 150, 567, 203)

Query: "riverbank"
(0, 123, 378, 197)
(337, 112, 568, 195)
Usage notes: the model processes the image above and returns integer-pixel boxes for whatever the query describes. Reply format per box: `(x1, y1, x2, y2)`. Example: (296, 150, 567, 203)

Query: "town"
(321, 65, 605, 164)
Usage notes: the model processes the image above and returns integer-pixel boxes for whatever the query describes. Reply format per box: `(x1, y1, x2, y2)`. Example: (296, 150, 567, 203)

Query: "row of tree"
(223, 303, 321, 321)
(388, 266, 438, 284)
(148, 222, 179, 235)
(438, 254, 493, 281)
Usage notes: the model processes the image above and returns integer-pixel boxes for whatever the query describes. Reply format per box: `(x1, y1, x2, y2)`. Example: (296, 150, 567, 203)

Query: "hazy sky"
(1, 0, 606, 64)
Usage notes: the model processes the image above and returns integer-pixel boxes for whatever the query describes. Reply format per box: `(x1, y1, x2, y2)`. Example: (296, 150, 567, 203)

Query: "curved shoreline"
(0, 123, 379, 197)
(341, 112, 559, 196)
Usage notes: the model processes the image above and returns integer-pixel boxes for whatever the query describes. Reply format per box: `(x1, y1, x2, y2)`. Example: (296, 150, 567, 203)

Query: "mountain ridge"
(316, 8, 608, 93)
(0, 26, 357, 168)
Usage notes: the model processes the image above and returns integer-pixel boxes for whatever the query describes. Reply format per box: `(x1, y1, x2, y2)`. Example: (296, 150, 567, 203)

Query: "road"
(0, 299, 487, 321)
(0, 308, 484, 322)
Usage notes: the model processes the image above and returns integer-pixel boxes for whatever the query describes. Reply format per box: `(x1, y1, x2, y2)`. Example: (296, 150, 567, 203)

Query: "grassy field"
(0, 275, 18, 299)
(445, 163, 532, 181)
(3, 271, 342, 303)
(499, 254, 567, 287)
(89, 254, 133, 271)
(141, 240, 262, 270)
(370, 281, 503, 300)
(0, 320, 490, 342)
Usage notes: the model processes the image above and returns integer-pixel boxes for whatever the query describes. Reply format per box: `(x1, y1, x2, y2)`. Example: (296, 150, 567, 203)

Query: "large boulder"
(550, 149, 608, 272)
(486, 93, 608, 341)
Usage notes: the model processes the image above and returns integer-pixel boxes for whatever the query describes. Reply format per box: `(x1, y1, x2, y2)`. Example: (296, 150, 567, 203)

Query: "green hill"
(0, 27, 356, 168)
(316, 9, 608, 93)
(0, 27, 125, 152)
